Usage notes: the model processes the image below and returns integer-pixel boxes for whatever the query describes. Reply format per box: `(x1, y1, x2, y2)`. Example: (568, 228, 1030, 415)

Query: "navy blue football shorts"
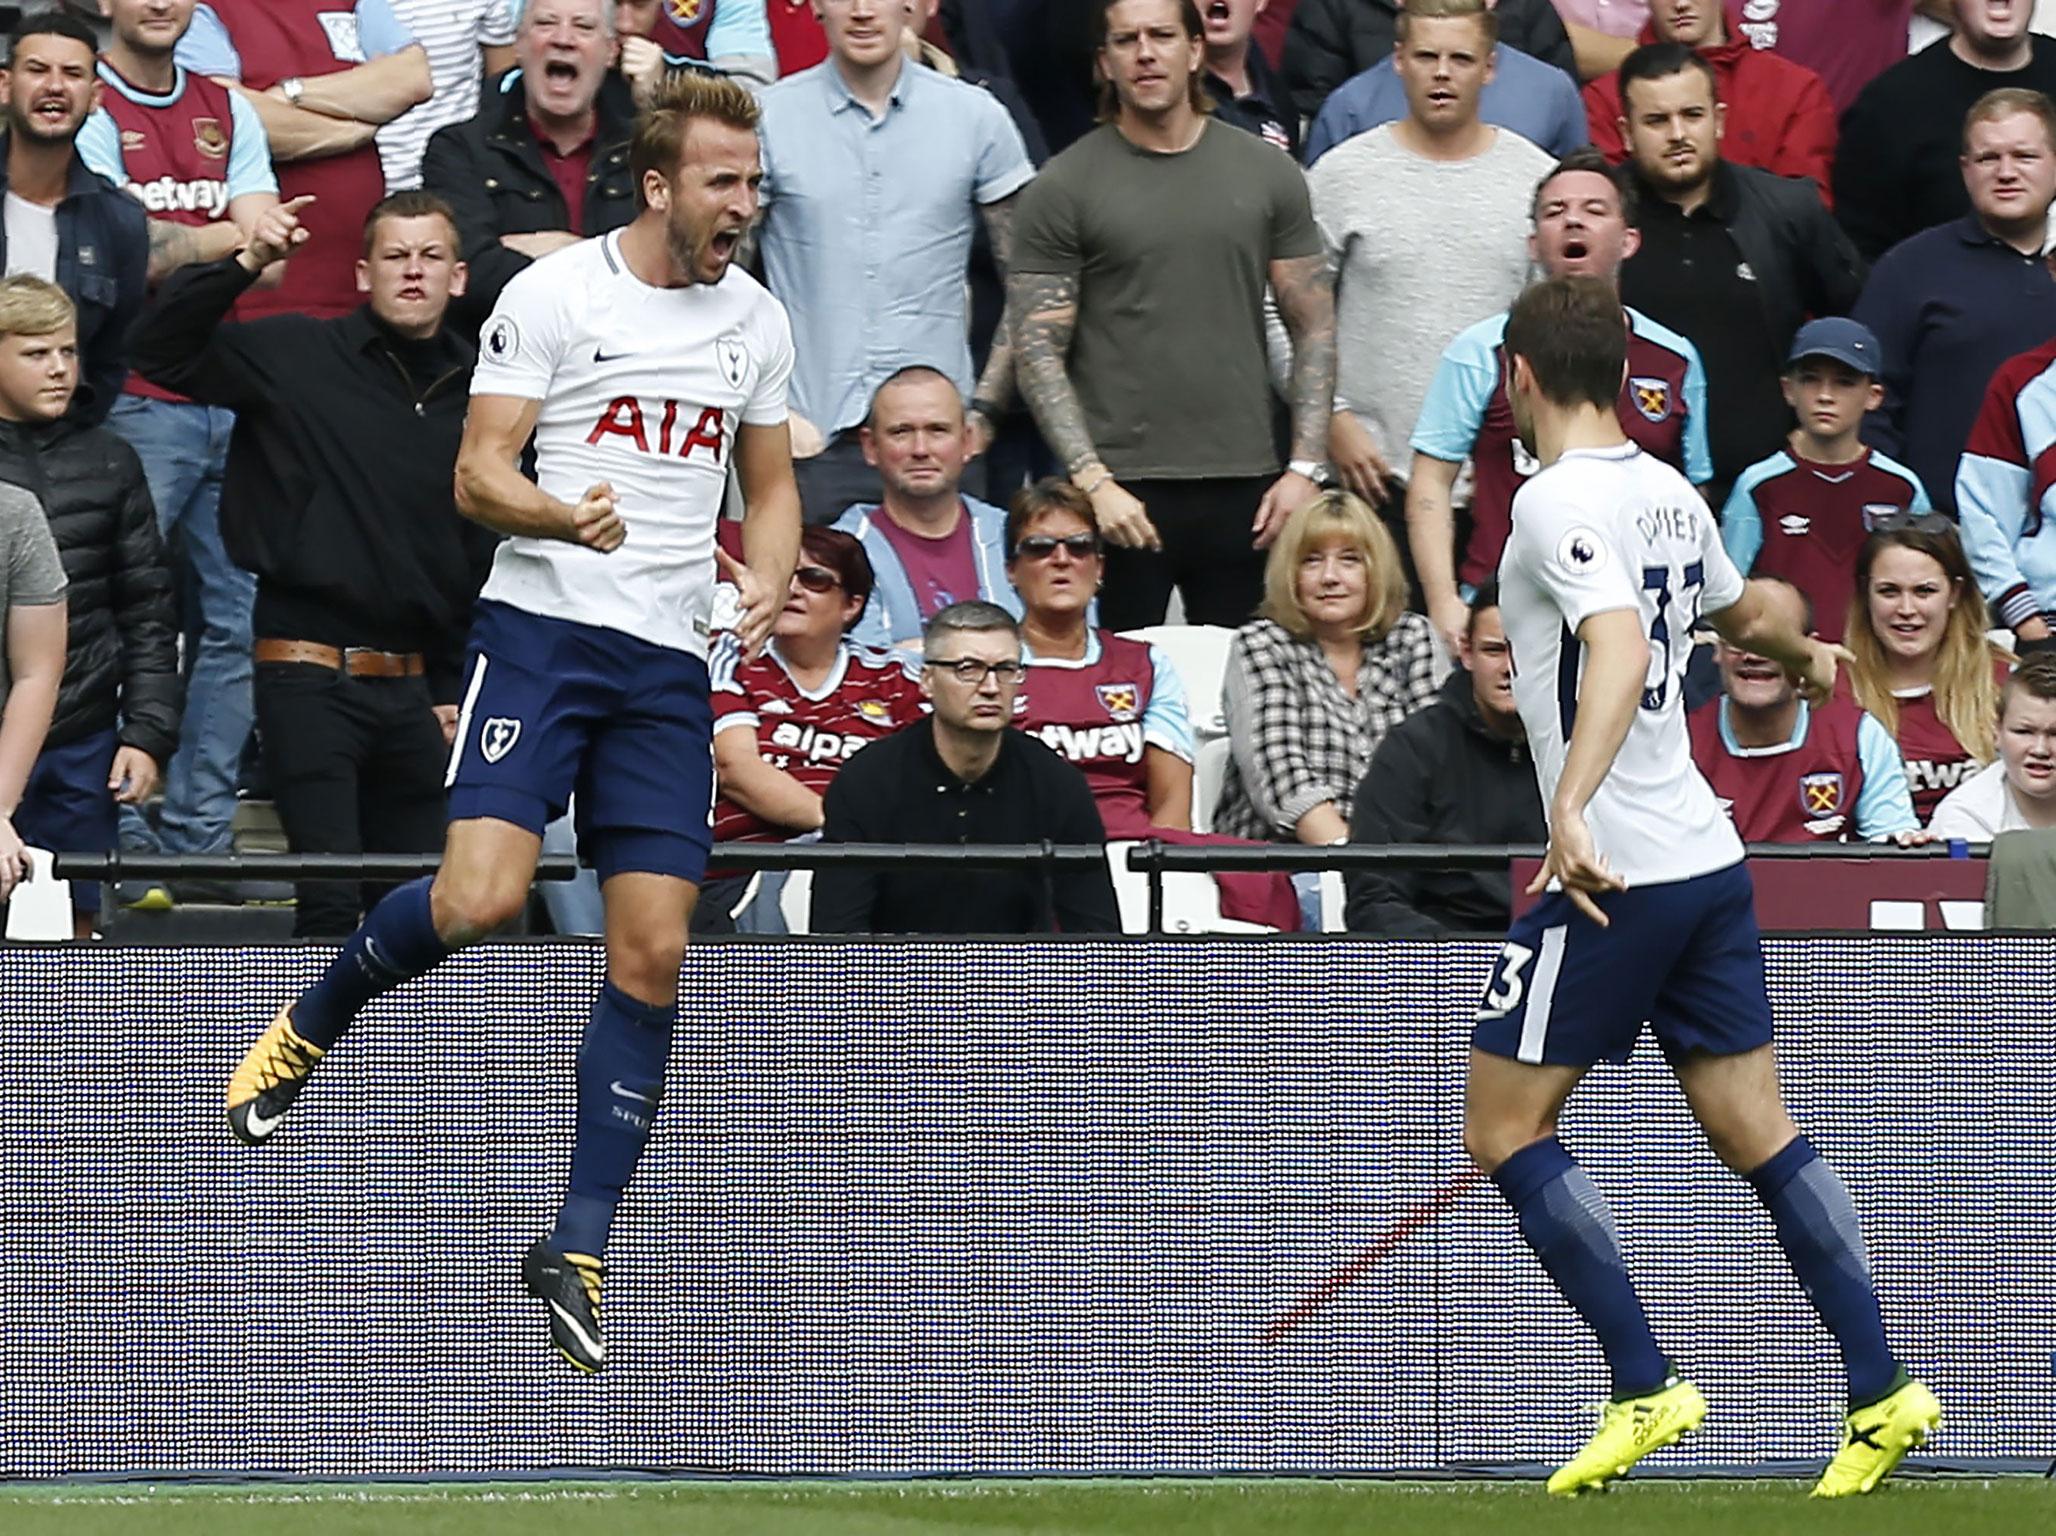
(1471, 861, 1775, 1067)
(444, 600, 714, 886)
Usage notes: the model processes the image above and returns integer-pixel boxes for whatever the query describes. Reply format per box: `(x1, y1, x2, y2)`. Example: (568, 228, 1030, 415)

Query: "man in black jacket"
(812, 601, 1120, 934)
(1615, 43, 1865, 505)
(128, 190, 499, 937)
(420, 0, 638, 323)
(0, 275, 178, 936)
(1283, 0, 1575, 123)
(0, 10, 149, 426)
(1345, 582, 1542, 936)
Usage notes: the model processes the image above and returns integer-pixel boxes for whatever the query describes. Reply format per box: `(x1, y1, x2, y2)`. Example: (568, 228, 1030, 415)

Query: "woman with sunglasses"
(1845, 523, 2014, 825)
(1007, 479, 1194, 834)
(1007, 478, 1301, 928)
(1215, 489, 1448, 845)
(699, 526, 926, 932)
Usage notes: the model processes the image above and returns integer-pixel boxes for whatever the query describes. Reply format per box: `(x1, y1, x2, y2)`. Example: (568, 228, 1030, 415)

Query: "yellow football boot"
(1811, 1378, 1943, 1498)
(1547, 1378, 1708, 1496)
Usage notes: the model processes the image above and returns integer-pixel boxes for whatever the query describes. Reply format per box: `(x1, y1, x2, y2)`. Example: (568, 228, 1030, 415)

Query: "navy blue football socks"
(1747, 1135, 1900, 1405)
(1493, 1137, 1672, 1400)
(550, 980, 677, 1260)
(292, 877, 454, 1048)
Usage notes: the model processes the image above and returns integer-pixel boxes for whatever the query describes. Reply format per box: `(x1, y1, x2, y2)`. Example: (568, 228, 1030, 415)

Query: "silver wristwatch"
(280, 77, 306, 105)
(1287, 457, 1333, 487)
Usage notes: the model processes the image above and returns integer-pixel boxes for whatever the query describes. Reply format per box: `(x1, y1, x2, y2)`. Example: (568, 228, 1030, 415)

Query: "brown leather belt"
(254, 639, 425, 678)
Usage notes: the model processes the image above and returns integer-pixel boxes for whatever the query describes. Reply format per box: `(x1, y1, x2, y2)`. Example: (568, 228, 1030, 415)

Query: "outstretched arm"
(1706, 578, 1847, 698)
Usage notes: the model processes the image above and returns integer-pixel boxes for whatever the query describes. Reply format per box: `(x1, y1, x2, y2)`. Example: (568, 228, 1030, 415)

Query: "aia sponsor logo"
(586, 397, 727, 463)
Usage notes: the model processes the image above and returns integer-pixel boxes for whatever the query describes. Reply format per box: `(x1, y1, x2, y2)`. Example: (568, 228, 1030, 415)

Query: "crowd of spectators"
(6, 0, 2056, 941)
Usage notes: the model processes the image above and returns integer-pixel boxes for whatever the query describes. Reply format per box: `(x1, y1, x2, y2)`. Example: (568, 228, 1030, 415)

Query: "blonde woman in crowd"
(1215, 489, 1448, 845)
(1845, 520, 2013, 825)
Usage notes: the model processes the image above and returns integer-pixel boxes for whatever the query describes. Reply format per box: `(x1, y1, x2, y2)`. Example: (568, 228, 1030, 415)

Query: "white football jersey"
(1499, 442, 1747, 886)
(469, 232, 795, 660)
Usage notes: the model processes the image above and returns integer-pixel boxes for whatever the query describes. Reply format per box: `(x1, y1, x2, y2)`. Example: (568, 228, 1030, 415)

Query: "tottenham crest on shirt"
(481, 717, 522, 763)
(717, 334, 747, 389)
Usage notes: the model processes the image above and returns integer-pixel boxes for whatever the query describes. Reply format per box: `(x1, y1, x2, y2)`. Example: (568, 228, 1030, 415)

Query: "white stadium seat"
(4, 848, 72, 941)
(1119, 624, 1237, 738)
(1104, 842, 1274, 935)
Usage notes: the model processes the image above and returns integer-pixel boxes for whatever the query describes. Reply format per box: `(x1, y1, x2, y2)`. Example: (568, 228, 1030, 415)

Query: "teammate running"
(1470, 275, 1940, 1497)
(222, 71, 801, 1373)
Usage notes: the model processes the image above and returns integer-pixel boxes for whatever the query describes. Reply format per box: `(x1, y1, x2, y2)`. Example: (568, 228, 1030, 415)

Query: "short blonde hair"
(1260, 489, 1408, 643)
(0, 274, 74, 342)
(631, 70, 760, 208)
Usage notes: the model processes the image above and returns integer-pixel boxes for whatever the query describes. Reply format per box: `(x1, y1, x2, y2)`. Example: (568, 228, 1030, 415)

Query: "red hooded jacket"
(1582, 1, 1836, 205)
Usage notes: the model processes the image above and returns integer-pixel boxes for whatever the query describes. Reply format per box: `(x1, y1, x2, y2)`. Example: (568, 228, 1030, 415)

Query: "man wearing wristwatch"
(177, 2, 431, 320)
(1009, 0, 1337, 630)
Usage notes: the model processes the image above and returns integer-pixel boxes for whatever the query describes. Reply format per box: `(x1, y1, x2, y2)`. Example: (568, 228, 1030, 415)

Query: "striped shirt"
(377, 0, 518, 191)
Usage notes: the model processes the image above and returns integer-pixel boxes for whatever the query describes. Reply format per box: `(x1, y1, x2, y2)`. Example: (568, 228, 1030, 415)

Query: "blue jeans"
(108, 395, 252, 857)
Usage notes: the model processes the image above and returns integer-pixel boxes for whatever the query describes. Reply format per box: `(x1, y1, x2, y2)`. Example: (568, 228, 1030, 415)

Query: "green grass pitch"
(1, 1478, 2047, 1536)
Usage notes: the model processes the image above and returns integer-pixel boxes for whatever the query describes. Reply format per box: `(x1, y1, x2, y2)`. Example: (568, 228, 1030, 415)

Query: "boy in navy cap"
(1720, 317, 1931, 643)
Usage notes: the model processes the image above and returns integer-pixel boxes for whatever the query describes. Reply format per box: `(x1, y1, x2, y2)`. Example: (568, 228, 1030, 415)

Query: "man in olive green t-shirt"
(1007, 0, 1337, 629)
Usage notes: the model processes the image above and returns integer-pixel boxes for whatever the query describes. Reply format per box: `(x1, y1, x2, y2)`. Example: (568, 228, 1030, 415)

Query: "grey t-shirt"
(1, 482, 63, 701)
(1011, 119, 1322, 480)
(1311, 124, 1553, 467)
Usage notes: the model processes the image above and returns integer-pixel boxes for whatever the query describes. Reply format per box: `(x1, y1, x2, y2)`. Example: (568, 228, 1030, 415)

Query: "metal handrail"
(50, 839, 1991, 937)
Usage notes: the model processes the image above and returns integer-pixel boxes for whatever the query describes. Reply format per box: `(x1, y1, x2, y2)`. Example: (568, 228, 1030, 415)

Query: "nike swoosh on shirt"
(593, 346, 636, 363)
(610, 1081, 656, 1104)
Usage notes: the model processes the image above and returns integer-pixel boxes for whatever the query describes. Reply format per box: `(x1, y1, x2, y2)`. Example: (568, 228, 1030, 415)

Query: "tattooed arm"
(144, 219, 246, 284)
(1008, 265, 1161, 550)
(1254, 248, 1339, 546)
(970, 194, 1020, 448)
(1271, 249, 1338, 469)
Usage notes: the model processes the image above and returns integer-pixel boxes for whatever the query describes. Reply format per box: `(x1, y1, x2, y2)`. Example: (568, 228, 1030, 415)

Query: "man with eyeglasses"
(811, 599, 1120, 933)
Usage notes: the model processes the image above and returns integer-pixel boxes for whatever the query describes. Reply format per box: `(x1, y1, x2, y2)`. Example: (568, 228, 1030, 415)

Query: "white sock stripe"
(1517, 924, 1568, 1065)
(444, 654, 490, 789)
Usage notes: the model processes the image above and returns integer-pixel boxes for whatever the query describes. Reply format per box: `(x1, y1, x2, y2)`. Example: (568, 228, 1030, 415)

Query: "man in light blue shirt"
(1303, 41, 1586, 166)
(758, 0, 1034, 524)
(833, 367, 1018, 650)
(81, 0, 283, 900)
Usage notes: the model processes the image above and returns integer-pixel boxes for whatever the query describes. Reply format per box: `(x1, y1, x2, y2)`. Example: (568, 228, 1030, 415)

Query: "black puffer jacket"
(1282, 0, 1577, 120)
(0, 416, 180, 761)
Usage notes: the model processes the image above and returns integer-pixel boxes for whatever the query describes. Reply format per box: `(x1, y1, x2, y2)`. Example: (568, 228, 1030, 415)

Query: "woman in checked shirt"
(1214, 489, 1449, 844)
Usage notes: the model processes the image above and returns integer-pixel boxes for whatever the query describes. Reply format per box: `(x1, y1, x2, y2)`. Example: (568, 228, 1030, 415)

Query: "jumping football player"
(223, 71, 801, 1373)
(1470, 274, 1940, 1497)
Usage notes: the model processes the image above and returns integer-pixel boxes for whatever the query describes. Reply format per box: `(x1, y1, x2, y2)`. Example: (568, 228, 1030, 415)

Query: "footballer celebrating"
(223, 72, 801, 1373)
(1470, 276, 1939, 1497)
